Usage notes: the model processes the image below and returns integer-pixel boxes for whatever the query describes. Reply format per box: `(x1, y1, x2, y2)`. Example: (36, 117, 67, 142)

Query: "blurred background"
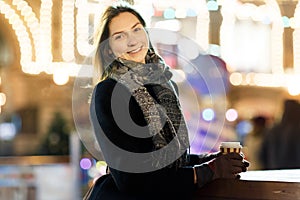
(1, 0, 300, 199)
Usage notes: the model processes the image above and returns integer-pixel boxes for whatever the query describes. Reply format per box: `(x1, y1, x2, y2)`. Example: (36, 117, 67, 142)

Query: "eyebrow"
(111, 22, 141, 37)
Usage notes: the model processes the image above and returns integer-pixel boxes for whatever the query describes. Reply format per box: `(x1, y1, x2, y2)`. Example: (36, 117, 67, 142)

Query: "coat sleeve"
(90, 79, 200, 196)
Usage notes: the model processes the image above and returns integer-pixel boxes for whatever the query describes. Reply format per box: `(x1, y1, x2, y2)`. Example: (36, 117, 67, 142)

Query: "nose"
(127, 32, 138, 47)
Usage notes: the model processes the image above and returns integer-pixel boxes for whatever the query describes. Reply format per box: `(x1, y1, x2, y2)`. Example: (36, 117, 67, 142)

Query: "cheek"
(140, 33, 149, 47)
(110, 41, 127, 56)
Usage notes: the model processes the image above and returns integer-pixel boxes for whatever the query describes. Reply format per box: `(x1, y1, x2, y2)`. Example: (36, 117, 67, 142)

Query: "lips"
(127, 46, 142, 54)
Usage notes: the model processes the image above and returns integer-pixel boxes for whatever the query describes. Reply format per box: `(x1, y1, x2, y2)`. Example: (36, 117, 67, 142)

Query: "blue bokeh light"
(202, 108, 215, 121)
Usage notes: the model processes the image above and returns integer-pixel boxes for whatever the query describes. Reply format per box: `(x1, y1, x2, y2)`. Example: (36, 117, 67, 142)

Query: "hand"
(208, 153, 249, 180)
(198, 151, 222, 163)
(189, 152, 222, 165)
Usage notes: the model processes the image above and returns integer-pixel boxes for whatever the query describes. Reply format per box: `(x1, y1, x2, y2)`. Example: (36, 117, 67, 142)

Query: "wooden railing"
(193, 169, 300, 200)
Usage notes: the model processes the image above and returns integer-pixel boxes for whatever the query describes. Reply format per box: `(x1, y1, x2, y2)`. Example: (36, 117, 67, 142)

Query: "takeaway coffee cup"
(219, 142, 242, 154)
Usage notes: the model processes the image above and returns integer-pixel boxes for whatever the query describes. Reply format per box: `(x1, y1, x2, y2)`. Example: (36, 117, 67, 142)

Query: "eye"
(113, 33, 124, 40)
(133, 27, 142, 32)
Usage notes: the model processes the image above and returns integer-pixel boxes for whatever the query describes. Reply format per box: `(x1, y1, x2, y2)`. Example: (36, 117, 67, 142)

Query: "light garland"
(75, 0, 93, 57)
(62, 0, 75, 62)
(0, 1, 32, 73)
(229, 72, 300, 96)
(12, 0, 39, 65)
(38, 0, 53, 74)
(75, 0, 104, 57)
(269, 1, 284, 74)
(220, 0, 283, 74)
(0, 0, 299, 88)
(195, 0, 209, 52)
(293, 2, 300, 73)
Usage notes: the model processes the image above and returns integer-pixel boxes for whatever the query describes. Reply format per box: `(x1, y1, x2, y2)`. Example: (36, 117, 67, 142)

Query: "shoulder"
(92, 78, 132, 105)
(93, 78, 128, 97)
(91, 79, 118, 107)
(94, 78, 117, 94)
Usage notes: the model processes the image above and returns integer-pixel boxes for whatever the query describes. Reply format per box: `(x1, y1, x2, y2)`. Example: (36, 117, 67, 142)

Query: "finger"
(231, 166, 243, 174)
(241, 161, 250, 172)
(225, 152, 243, 160)
(242, 166, 247, 172)
(243, 160, 250, 167)
(230, 159, 245, 168)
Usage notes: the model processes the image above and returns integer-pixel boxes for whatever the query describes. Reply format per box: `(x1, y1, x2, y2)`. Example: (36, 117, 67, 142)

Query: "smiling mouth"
(127, 46, 142, 54)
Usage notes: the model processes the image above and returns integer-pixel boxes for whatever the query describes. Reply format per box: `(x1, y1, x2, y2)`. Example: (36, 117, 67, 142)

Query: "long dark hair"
(93, 5, 147, 82)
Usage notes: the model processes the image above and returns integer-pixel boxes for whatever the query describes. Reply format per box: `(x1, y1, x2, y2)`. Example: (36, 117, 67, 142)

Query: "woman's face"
(108, 12, 149, 63)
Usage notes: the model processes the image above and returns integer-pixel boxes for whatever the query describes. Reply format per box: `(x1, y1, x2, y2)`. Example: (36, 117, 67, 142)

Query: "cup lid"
(220, 142, 241, 148)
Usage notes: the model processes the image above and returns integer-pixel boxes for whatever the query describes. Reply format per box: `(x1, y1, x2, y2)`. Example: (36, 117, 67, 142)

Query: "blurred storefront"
(0, 0, 300, 199)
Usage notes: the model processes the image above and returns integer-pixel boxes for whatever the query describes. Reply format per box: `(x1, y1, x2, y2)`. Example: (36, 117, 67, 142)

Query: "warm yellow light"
(253, 73, 284, 87)
(253, 73, 265, 86)
(36, 0, 53, 74)
(154, 20, 182, 32)
(195, 0, 209, 52)
(0, 1, 33, 71)
(53, 73, 69, 86)
(96, 161, 107, 170)
(287, 76, 300, 96)
(0, 93, 6, 106)
(0, 0, 295, 93)
(62, 0, 75, 62)
(53, 65, 69, 85)
(220, 0, 284, 74)
(245, 73, 255, 85)
(290, 17, 295, 29)
(13, 0, 40, 62)
(229, 72, 243, 86)
(236, 3, 256, 20)
(293, 3, 300, 73)
(175, 8, 186, 19)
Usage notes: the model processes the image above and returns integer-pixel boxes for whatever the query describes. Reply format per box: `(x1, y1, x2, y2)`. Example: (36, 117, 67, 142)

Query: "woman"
(86, 3, 248, 200)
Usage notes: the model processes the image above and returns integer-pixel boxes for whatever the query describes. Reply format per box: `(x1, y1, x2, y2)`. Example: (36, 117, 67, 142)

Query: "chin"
(135, 59, 146, 63)
(129, 56, 146, 63)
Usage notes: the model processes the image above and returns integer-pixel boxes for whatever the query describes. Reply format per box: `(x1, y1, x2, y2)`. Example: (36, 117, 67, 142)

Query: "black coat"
(88, 78, 203, 200)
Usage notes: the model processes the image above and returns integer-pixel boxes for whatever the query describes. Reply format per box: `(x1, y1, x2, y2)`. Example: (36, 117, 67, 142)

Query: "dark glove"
(189, 152, 222, 165)
(193, 153, 250, 188)
(194, 164, 214, 188)
(208, 152, 249, 180)
(199, 151, 222, 163)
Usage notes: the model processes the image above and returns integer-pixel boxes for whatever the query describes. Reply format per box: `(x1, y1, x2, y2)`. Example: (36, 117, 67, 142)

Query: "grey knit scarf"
(102, 50, 189, 168)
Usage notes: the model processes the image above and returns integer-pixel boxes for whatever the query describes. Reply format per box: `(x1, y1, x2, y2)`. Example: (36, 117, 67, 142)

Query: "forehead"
(109, 12, 141, 35)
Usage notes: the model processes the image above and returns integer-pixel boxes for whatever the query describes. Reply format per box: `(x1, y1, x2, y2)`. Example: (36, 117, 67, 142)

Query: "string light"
(0, 76, 5, 113)
(0, 0, 298, 90)
(12, 0, 40, 65)
(195, 0, 209, 52)
(62, 0, 75, 62)
(0, 93, 6, 106)
(0, 1, 32, 73)
(293, 2, 300, 73)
